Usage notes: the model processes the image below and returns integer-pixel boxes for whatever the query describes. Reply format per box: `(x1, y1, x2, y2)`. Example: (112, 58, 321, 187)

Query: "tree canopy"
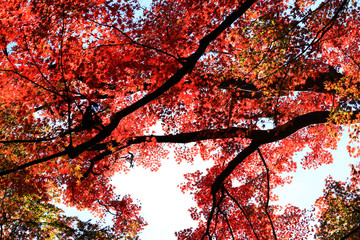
(1, 0, 360, 238)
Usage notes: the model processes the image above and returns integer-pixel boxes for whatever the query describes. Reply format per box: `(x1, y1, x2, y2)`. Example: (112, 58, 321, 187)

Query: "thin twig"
(201, 193, 219, 240)
(223, 187, 260, 240)
(257, 148, 277, 240)
(90, 20, 182, 63)
(96, 199, 117, 216)
(217, 205, 235, 239)
(0, 137, 57, 144)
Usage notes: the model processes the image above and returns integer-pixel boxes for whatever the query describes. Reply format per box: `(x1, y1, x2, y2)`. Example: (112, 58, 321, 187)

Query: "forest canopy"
(1, 0, 360, 239)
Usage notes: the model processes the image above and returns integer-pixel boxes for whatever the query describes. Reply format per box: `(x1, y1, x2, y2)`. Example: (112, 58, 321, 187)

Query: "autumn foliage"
(315, 168, 360, 240)
(1, 0, 360, 238)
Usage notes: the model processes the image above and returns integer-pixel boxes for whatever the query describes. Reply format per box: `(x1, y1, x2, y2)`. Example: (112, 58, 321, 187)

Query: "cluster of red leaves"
(1, 0, 360, 238)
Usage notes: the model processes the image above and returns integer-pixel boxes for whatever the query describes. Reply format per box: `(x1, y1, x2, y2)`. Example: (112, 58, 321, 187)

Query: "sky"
(62, 152, 214, 239)
(274, 133, 358, 209)
(61, 131, 359, 240)
(112, 157, 212, 239)
(116, 133, 358, 240)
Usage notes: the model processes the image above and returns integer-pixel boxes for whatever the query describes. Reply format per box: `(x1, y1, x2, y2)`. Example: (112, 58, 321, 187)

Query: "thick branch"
(91, 111, 330, 189)
(84, 111, 331, 179)
(211, 140, 261, 195)
(340, 224, 360, 240)
(259, 111, 330, 143)
(219, 68, 343, 99)
(211, 110, 331, 195)
(65, 0, 257, 159)
(0, 110, 332, 177)
(0, 150, 67, 176)
(90, 110, 331, 152)
(89, 127, 251, 151)
(258, 148, 277, 240)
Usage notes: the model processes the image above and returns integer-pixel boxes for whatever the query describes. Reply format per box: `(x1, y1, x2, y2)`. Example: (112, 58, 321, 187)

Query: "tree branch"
(211, 110, 331, 195)
(84, 110, 332, 180)
(223, 187, 260, 240)
(90, 110, 332, 152)
(201, 194, 218, 240)
(258, 148, 277, 240)
(0, 137, 57, 144)
(64, 0, 257, 160)
(0, 109, 333, 177)
(340, 224, 360, 240)
(217, 206, 235, 240)
(219, 68, 343, 99)
(211, 140, 261, 196)
(80, 150, 112, 181)
(0, 150, 67, 177)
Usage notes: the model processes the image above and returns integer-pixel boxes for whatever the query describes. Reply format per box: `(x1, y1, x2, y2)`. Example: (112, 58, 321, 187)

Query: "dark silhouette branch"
(96, 199, 117, 216)
(84, 110, 333, 181)
(223, 187, 260, 240)
(340, 224, 360, 240)
(80, 150, 112, 181)
(0, 109, 336, 178)
(0, 150, 67, 177)
(211, 141, 261, 195)
(258, 148, 270, 208)
(90, 110, 333, 153)
(211, 110, 333, 195)
(0, 137, 57, 144)
(258, 148, 278, 240)
(219, 67, 343, 99)
(217, 205, 235, 240)
(64, 0, 258, 160)
(201, 195, 217, 240)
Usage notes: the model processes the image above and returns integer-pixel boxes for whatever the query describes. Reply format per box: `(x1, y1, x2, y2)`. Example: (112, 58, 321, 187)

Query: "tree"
(315, 166, 360, 240)
(0, 99, 142, 239)
(0, 188, 129, 239)
(0, 0, 360, 238)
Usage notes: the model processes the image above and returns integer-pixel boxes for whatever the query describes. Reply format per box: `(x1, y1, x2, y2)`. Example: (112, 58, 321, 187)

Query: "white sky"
(112, 157, 213, 239)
